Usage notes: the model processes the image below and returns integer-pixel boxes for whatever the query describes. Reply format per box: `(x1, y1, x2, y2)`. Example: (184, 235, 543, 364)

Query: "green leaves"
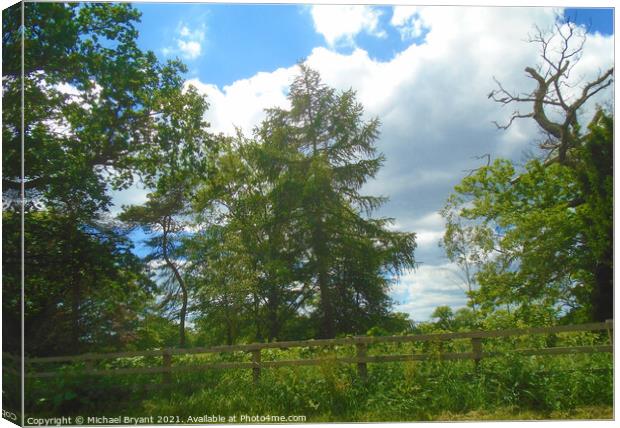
(186, 65, 417, 341)
(2, 1, 216, 354)
(3, 210, 155, 356)
(253, 65, 416, 337)
(442, 111, 613, 323)
(3, 2, 207, 216)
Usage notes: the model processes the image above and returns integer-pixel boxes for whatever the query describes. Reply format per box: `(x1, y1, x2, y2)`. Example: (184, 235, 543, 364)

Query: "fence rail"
(21, 321, 613, 382)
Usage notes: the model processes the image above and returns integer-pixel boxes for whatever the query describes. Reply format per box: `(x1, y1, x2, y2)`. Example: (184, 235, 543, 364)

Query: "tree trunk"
(592, 250, 613, 322)
(161, 217, 188, 347)
(71, 277, 81, 353)
(312, 217, 335, 338)
(223, 291, 234, 346)
(252, 292, 263, 342)
(178, 288, 188, 348)
(267, 284, 281, 342)
(318, 269, 335, 338)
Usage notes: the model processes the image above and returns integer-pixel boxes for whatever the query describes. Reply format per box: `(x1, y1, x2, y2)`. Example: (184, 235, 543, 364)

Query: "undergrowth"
(26, 333, 613, 422)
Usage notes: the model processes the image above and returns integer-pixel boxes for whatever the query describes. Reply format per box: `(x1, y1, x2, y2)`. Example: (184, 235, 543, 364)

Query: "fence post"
(85, 357, 94, 373)
(162, 349, 172, 385)
(605, 319, 613, 345)
(251, 349, 261, 384)
(356, 342, 368, 381)
(471, 337, 483, 370)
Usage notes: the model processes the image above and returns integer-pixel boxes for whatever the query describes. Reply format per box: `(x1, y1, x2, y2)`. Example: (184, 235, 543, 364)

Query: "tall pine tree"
(257, 65, 416, 338)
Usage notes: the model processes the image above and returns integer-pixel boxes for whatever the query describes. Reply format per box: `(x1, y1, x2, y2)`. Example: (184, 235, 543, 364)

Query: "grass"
(26, 333, 613, 423)
(435, 405, 613, 421)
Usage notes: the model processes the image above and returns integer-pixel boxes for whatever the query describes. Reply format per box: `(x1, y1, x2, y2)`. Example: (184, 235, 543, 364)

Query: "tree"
(119, 190, 192, 347)
(440, 201, 495, 314)
(430, 306, 479, 331)
(488, 21, 613, 164)
(572, 111, 613, 321)
(3, 2, 189, 211)
(431, 306, 455, 330)
(118, 84, 214, 348)
(3, 210, 155, 356)
(191, 66, 417, 340)
(185, 224, 252, 346)
(193, 135, 311, 342)
(255, 65, 417, 338)
(481, 20, 613, 322)
(2, 2, 204, 354)
(442, 110, 612, 323)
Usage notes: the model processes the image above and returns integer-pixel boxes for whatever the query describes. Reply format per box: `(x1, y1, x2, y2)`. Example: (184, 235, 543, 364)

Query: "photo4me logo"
(239, 414, 307, 423)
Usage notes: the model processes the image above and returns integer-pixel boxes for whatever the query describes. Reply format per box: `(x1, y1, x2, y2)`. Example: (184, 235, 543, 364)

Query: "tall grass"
(26, 332, 613, 421)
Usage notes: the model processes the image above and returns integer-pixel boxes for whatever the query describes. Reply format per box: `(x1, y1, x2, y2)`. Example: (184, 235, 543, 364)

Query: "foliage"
(27, 327, 612, 421)
(3, 2, 189, 213)
(441, 111, 612, 323)
(2, 2, 207, 355)
(189, 66, 417, 341)
(118, 93, 216, 347)
(3, 210, 155, 356)
(481, 21, 613, 322)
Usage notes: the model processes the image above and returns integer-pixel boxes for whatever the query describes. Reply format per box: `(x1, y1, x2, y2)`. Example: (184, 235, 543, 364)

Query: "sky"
(111, 2, 614, 321)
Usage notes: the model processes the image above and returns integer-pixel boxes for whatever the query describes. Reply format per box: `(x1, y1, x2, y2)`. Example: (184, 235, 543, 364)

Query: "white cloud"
(107, 173, 149, 216)
(390, 6, 427, 40)
(186, 67, 297, 135)
(390, 6, 417, 27)
(388, 211, 444, 233)
(179, 25, 191, 37)
(415, 230, 444, 247)
(163, 22, 206, 60)
(310, 5, 386, 47)
(178, 40, 202, 59)
(391, 264, 470, 321)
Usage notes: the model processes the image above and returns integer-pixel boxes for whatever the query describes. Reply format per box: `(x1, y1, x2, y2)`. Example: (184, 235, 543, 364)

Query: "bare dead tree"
(487, 20, 613, 322)
(488, 20, 613, 164)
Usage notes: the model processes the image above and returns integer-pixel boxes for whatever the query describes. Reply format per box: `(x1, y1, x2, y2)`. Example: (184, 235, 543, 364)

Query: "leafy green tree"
(119, 190, 192, 347)
(118, 77, 215, 348)
(453, 307, 478, 330)
(3, 2, 189, 211)
(2, 2, 205, 354)
(3, 210, 155, 356)
(190, 140, 259, 343)
(431, 306, 455, 330)
(255, 65, 417, 338)
(193, 135, 309, 342)
(192, 66, 416, 341)
(443, 22, 613, 324)
(439, 203, 494, 314)
(572, 111, 613, 321)
(184, 224, 254, 345)
(442, 111, 612, 323)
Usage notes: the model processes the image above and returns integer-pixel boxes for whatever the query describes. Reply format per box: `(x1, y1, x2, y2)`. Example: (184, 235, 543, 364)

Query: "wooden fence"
(21, 321, 613, 383)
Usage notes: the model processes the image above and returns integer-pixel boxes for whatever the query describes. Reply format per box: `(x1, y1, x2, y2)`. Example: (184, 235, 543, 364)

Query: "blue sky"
(137, 4, 322, 87)
(117, 3, 614, 321)
(564, 7, 614, 34)
(133, 4, 612, 88)
(134, 3, 421, 87)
